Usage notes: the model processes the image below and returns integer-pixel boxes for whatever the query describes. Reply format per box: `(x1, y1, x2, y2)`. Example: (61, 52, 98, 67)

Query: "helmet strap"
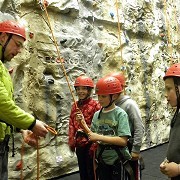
(2, 34, 12, 62)
(98, 95, 114, 119)
(171, 78, 180, 127)
(104, 95, 114, 108)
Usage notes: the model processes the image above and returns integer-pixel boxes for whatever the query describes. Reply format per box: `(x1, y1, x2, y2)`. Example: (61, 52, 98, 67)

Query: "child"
(68, 75, 101, 180)
(108, 72, 145, 180)
(160, 63, 180, 180)
(88, 76, 133, 180)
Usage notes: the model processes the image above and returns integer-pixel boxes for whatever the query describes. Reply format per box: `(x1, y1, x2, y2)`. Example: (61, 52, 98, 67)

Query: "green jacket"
(0, 45, 35, 142)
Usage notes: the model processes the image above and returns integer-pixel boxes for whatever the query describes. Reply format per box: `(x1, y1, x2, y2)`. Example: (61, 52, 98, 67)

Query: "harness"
(0, 120, 15, 157)
(97, 144, 135, 180)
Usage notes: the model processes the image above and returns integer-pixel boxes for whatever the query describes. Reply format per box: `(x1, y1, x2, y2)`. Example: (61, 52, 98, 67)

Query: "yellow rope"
(163, 0, 173, 65)
(115, 0, 123, 66)
(171, 0, 180, 62)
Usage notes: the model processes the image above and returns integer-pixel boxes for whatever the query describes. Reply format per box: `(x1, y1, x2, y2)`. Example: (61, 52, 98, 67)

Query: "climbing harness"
(97, 144, 134, 180)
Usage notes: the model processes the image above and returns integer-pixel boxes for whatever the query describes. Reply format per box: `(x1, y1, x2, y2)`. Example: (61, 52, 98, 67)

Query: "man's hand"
(21, 130, 39, 147)
(31, 120, 48, 138)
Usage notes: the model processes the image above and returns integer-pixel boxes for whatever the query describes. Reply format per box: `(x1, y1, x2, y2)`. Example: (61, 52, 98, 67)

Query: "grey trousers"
(0, 143, 8, 180)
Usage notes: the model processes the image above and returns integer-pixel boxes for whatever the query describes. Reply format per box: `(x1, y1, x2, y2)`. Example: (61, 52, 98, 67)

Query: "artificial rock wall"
(0, 0, 180, 179)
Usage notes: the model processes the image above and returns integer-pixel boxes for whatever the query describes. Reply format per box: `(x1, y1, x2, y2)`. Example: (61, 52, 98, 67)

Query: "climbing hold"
(98, 42, 103, 47)
(60, 39, 67, 44)
(120, 66, 126, 71)
(45, 56, 51, 62)
(110, 12, 114, 18)
(29, 32, 34, 39)
(92, 2, 97, 7)
(8, 68, 13, 74)
(47, 78, 54, 84)
(56, 57, 64, 63)
(159, 33, 165, 37)
(16, 160, 23, 171)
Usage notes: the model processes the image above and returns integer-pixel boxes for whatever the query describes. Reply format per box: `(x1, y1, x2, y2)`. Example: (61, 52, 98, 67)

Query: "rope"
(115, 0, 123, 66)
(115, 0, 127, 96)
(20, 127, 57, 180)
(20, 0, 92, 179)
(163, 0, 173, 65)
(36, 138, 40, 180)
(171, 0, 180, 62)
(41, 0, 77, 105)
(20, 142, 24, 180)
(40, 0, 91, 133)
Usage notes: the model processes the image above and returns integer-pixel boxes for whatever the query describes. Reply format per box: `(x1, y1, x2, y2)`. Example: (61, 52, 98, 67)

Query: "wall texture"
(0, 0, 179, 179)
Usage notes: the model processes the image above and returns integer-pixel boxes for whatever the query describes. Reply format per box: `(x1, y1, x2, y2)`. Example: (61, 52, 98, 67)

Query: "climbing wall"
(0, 0, 179, 179)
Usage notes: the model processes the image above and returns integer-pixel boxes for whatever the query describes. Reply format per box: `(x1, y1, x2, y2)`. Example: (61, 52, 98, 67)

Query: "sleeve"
(117, 111, 131, 137)
(90, 111, 99, 132)
(68, 104, 76, 147)
(126, 100, 145, 153)
(0, 81, 35, 130)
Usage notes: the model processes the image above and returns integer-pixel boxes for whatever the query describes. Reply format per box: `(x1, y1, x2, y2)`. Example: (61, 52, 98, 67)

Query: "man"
(0, 20, 48, 180)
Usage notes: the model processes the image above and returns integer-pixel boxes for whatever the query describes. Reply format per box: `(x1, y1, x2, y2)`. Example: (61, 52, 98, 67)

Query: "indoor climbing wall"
(0, 0, 179, 179)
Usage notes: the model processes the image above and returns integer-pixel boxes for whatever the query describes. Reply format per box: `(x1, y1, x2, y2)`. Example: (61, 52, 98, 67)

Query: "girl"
(68, 75, 101, 180)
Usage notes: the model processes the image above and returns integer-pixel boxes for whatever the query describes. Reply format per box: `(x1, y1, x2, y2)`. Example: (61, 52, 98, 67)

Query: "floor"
(52, 143, 169, 180)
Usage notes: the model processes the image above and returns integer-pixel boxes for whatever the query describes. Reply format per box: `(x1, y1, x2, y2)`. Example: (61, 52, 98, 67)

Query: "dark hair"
(173, 77, 180, 85)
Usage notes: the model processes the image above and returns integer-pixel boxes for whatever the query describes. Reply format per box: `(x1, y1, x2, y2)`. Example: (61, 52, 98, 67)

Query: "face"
(0, 33, 24, 61)
(98, 94, 112, 108)
(164, 78, 178, 107)
(76, 86, 90, 100)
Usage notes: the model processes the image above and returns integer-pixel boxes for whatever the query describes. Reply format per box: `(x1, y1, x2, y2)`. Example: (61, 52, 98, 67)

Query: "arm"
(126, 100, 144, 153)
(88, 132, 128, 146)
(68, 104, 77, 151)
(75, 109, 91, 133)
(0, 75, 48, 137)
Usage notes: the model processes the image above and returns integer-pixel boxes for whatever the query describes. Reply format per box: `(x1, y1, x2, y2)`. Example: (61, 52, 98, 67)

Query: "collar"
(0, 45, 2, 61)
(78, 97, 92, 107)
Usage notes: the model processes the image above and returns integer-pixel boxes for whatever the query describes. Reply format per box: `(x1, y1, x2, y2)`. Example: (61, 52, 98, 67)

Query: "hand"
(31, 120, 48, 138)
(88, 132, 100, 142)
(131, 152, 140, 161)
(75, 112, 85, 123)
(160, 161, 179, 177)
(21, 130, 39, 147)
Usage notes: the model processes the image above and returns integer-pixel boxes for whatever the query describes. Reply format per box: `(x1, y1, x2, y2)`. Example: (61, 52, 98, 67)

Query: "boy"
(160, 63, 180, 179)
(88, 76, 133, 180)
(108, 72, 145, 179)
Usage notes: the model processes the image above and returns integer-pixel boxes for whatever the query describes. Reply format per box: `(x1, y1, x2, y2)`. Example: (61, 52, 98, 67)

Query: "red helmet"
(0, 20, 26, 40)
(107, 72, 126, 88)
(163, 63, 180, 80)
(95, 76, 122, 95)
(74, 75, 94, 88)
